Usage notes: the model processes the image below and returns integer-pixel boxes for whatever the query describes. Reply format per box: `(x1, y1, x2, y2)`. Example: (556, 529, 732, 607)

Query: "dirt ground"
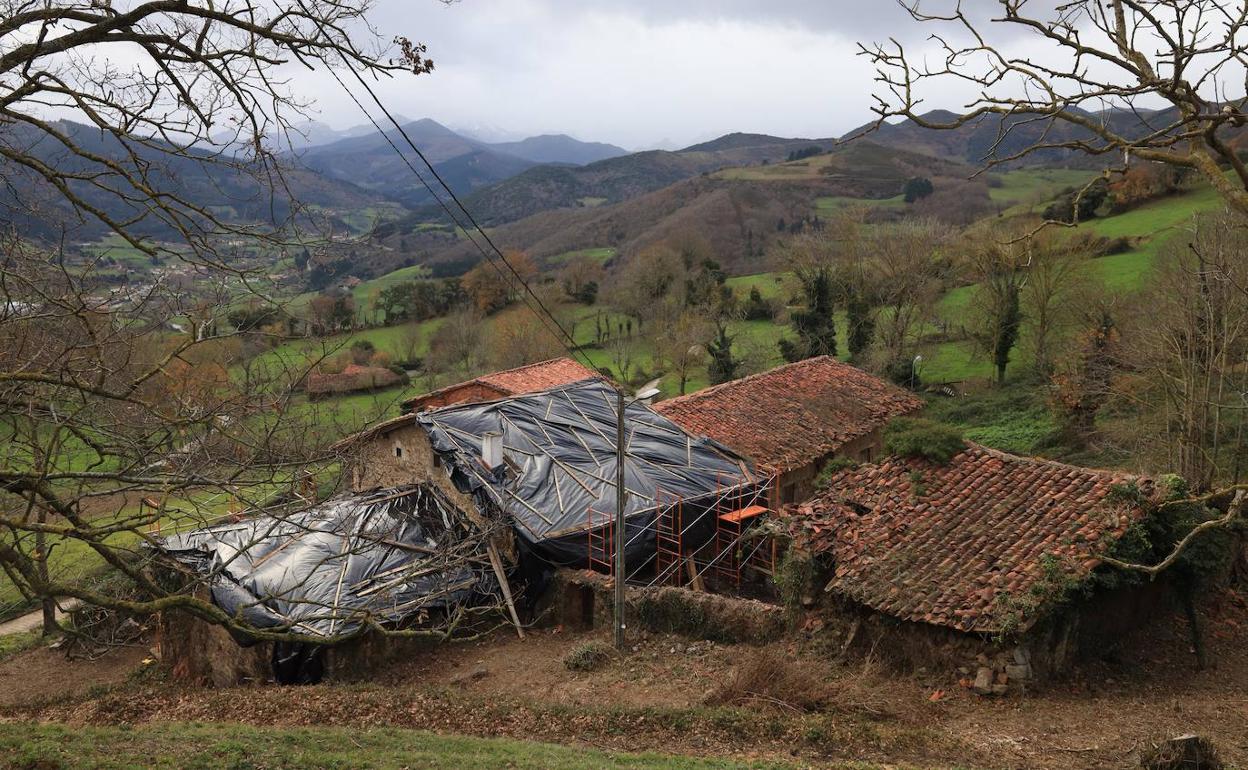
(2, 588, 1247, 769)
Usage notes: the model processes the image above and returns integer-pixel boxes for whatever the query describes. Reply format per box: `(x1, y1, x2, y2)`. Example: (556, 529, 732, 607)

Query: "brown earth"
(2, 588, 1246, 769)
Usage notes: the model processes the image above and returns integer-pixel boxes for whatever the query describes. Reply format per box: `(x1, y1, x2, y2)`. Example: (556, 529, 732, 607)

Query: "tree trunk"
(34, 512, 57, 636)
(1178, 584, 1210, 670)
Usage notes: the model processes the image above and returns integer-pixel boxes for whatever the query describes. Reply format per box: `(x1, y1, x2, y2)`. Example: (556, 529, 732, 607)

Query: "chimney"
(481, 431, 503, 470)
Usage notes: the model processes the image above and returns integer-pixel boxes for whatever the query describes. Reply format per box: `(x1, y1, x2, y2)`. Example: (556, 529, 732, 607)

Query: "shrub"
(884, 418, 966, 464)
(772, 550, 817, 621)
(349, 339, 376, 366)
(903, 176, 934, 203)
(704, 647, 830, 712)
(563, 641, 613, 672)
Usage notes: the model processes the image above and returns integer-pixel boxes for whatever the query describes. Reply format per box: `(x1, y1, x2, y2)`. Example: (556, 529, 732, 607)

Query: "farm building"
(336, 377, 767, 577)
(162, 378, 769, 683)
(400, 356, 601, 412)
(783, 443, 1158, 687)
(305, 364, 407, 399)
(655, 356, 923, 509)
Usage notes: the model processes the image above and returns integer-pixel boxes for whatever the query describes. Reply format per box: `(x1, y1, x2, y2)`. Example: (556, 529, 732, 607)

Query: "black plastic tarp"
(161, 485, 496, 639)
(417, 378, 760, 565)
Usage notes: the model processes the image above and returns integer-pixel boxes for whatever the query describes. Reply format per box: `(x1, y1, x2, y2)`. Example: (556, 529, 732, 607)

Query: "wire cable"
(322, 63, 597, 372)
(330, 59, 594, 370)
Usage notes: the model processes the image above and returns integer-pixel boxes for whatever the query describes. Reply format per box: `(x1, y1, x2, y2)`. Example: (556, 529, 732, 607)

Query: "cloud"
(290, 0, 1043, 148)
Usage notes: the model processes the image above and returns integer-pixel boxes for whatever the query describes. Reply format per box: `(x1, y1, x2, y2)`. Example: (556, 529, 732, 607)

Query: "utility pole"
(614, 387, 627, 650)
(611, 382, 658, 652)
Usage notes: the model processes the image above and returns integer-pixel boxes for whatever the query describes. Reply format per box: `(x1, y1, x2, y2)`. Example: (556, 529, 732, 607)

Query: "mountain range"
(296, 119, 628, 207)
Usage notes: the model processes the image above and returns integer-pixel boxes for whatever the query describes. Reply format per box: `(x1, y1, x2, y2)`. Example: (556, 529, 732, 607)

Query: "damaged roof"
(654, 357, 923, 474)
(161, 485, 495, 638)
(402, 357, 602, 412)
(418, 378, 760, 557)
(785, 444, 1150, 634)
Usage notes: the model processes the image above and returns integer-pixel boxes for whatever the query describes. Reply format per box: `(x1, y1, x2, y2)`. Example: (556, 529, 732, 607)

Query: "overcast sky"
(287, 0, 999, 150)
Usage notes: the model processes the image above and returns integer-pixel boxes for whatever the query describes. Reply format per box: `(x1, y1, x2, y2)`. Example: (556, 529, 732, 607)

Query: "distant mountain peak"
(680, 132, 810, 153)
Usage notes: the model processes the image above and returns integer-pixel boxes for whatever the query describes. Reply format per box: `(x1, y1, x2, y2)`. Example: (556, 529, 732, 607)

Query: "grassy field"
(547, 246, 617, 265)
(724, 271, 793, 302)
(986, 168, 1097, 209)
(288, 264, 434, 321)
(923, 382, 1057, 455)
(0, 723, 822, 770)
(813, 195, 907, 216)
(919, 179, 1225, 383)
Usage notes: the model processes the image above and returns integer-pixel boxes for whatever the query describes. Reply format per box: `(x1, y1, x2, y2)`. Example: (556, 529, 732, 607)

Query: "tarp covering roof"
(417, 378, 760, 560)
(162, 485, 496, 638)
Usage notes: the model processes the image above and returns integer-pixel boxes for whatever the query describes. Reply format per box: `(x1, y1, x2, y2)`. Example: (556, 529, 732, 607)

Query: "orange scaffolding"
(713, 504, 770, 587)
(586, 505, 614, 576)
(653, 489, 684, 586)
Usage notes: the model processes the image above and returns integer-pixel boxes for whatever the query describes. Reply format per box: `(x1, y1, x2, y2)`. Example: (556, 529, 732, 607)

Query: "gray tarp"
(418, 378, 760, 564)
(161, 485, 495, 638)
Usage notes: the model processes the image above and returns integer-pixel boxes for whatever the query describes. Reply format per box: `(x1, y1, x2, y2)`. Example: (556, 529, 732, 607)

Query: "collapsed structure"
(162, 377, 771, 681)
(160, 354, 1181, 690)
(162, 485, 495, 639)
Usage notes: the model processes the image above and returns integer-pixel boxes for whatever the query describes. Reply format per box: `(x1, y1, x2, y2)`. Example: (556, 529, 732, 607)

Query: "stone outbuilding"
(783, 442, 1158, 687)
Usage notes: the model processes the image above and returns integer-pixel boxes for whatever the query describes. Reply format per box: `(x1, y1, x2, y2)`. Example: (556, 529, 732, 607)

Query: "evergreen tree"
(707, 321, 740, 384)
(903, 177, 934, 203)
(846, 291, 875, 358)
(779, 268, 837, 362)
(990, 281, 1023, 385)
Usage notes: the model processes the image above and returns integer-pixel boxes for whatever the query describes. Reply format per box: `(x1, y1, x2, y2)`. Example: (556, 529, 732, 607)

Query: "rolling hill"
(848, 106, 1247, 168)
(389, 133, 840, 231)
(386, 140, 978, 276)
(0, 118, 394, 243)
(487, 134, 627, 165)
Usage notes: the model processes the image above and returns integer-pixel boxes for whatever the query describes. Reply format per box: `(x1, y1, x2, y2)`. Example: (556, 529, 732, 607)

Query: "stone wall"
(810, 578, 1177, 693)
(158, 608, 445, 687)
(536, 569, 788, 645)
(347, 422, 479, 517)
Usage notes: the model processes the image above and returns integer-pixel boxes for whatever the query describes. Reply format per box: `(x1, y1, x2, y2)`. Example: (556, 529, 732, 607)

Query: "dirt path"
(0, 600, 78, 637)
(2, 589, 1246, 769)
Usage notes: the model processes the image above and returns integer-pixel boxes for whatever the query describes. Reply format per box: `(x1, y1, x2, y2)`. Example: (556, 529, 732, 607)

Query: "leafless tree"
(652, 302, 711, 396)
(1020, 230, 1089, 378)
(866, 219, 948, 372)
(427, 308, 486, 379)
(0, 2, 506, 648)
(860, 1, 1248, 218)
(1118, 213, 1248, 491)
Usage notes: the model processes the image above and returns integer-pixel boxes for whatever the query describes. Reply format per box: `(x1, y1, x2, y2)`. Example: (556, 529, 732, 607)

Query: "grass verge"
(0, 723, 828, 770)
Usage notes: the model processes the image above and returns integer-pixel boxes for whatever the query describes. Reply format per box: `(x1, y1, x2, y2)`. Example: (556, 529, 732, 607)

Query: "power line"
(326, 59, 596, 372)
(322, 63, 595, 372)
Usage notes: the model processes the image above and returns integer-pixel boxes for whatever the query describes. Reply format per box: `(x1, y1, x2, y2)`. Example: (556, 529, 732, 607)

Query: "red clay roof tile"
(783, 443, 1151, 634)
(654, 357, 923, 473)
(401, 357, 601, 411)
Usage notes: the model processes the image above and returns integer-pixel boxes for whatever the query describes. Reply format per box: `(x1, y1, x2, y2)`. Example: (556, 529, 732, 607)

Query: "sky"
(285, 0, 1003, 150)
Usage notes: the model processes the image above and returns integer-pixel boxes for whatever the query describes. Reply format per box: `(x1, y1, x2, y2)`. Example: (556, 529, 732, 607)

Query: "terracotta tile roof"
(305, 365, 405, 396)
(784, 444, 1151, 634)
(334, 359, 602, 450)
(401, 357, 602, 412)
(654, 357, 923, 473)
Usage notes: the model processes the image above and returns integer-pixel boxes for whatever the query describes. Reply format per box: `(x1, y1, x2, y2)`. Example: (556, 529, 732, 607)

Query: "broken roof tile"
(783, 443, 1151, 635)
